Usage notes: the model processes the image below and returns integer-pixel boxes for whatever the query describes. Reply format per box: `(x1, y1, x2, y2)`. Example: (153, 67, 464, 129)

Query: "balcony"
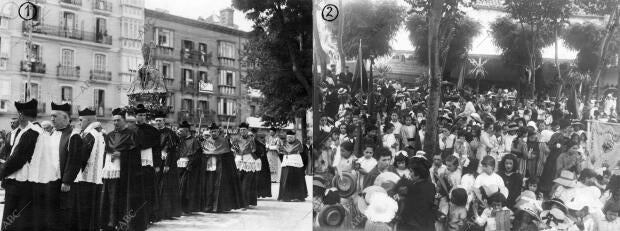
(57, 64, 80, 79)
(90, 70, 112, 82)
(178, 110, 214, 124)
(218, 57, 235, 67)
(93, 0, 113, 14)
(218, 85, 236, 95)
(24, 22, 112, 46)
(164, 78, 174, 89)
(180, 49, 211, 67)
(20, 60, 46, 74)
(60, 0, 82, 9)
(155, 46, 176, 60)
(181, 82, 196, 93)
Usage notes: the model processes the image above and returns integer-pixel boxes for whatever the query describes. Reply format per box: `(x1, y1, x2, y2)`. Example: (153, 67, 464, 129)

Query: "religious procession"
(312, 0, 620, 230)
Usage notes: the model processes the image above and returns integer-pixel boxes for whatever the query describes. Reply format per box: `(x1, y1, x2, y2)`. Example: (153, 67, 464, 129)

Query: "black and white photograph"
(312, 0, 620, 230)
(0, 0, 312, 230)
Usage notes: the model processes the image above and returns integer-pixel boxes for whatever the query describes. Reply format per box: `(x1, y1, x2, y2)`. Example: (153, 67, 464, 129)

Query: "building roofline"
(145, 9, 251, 38)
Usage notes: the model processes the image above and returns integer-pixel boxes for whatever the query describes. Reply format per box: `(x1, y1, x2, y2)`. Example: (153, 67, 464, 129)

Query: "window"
(61, 86, 73, 103)
(94, 89, 105, 116)
(24, 82, 40, 100)
(182, 99, 193, 111)
(121, 18, 141, 39)
(162, 62, 171, 79)
(96, 18, 107, 35)
(182, 40, 194, 51)
(62, 12, 77, 32)
(199, 43, 208, 63)
(94, 54, 106, 72)
(218, 98, 236, 116)
(218, 41, 235, 59)
(156, 28, 173, 47)
(26, 43, 42, 62)
(198, 71, 213, 92)
(61, 48, 74, 67)
(219, 70, 235, 86)
(198, 100, 209, 112)
(250, 105, 256, 116)
(182, 69, 193, 88)
(0, 80, 10, 112)
(122, 55, 141, 73)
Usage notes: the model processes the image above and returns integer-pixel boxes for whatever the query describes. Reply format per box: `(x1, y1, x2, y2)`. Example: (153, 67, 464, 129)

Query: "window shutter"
(232, 72, 235, 87)
(154, 28, 159, 45)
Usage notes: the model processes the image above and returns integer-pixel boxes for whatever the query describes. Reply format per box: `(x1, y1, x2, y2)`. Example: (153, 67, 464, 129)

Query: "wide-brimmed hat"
(318, 204, 346, 227)
(337, 88, 348, 95)
(332, 172, 357, 198)
(364, 193, 398, 223)
(553, 170, 578, 188)
(542, 198, 568, 214)
(470, 113, 482, 124)
(373, 172, 401, 190)
(540, 208, 571, 229)
(517, 201, 542, 221)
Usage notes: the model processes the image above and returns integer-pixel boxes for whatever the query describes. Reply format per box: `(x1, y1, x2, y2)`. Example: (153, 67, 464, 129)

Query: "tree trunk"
(274, 4, 312, 94)
(584, 7, 619, 120)
(617, 65, 620, 117)
(369, 57, 375, 121)
(555, 27, 562, 99)
(424, 0, 443, 157)
(457, 61, 464, 90)
(301, 114, 310, 175)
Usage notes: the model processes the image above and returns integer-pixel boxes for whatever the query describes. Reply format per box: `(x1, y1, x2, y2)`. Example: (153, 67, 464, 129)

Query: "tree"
(499, 0, 573, 98)
(329, 0, 405, 116)
(407, 14, 481, 81)
(234, 0, 312, 141)
(490, 16, 556, 99)
(405, 0, 473, 156)
(572, 0, 620, 118)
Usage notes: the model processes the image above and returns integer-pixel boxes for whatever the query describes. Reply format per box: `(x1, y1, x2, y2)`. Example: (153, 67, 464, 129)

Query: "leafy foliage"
(407, 14, 481, 71)
(563, 22, 620, 73)
(234, 0, 312, 127)
(329, 0, 405, 59)
(490, 16, 555, 69)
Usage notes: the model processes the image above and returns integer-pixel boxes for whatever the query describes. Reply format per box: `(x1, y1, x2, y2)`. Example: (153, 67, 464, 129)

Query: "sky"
(145, 0, 254, 32)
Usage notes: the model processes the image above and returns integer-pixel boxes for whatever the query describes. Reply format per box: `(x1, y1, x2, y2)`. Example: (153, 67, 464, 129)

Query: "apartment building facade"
(144, 8, 251, 128)
(0, 0, 145, 130)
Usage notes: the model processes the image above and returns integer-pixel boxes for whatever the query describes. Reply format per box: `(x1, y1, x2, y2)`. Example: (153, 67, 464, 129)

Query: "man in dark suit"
(0, 117, 20, 161)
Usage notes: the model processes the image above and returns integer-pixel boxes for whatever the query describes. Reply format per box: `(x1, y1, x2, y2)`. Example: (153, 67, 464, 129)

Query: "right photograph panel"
(313, 0, 620, 230)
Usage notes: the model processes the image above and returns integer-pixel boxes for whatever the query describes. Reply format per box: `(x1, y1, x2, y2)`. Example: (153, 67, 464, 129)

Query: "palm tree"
(468, 56, 488, 93)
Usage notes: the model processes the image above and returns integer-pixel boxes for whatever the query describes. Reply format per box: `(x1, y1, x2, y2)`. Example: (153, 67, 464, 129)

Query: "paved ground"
(0, 176, 312, 231)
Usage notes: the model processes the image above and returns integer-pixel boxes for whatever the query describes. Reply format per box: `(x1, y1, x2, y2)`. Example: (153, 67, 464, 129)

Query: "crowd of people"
(313, 67, 620, 231)
(0, 100, 308, 231)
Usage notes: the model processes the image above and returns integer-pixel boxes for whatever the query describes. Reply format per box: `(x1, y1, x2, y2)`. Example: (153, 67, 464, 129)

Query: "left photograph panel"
(0, 0, 313, 230)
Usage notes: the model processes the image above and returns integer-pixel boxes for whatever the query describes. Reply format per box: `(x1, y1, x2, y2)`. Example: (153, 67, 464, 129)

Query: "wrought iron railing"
(20, 60, 46, 74)
(24, 22, 112, 45)
(61, 0, 82, 7)
(90, 70, 112, 81)
(57, 64, 80, 79)
(218, 85, 236, 95)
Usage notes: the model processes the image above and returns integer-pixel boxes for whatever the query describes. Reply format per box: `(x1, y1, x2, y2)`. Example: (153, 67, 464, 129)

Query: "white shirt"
(357, 157, 377, 173)
(391, 121, 403, 135)
(474, 172, 509, 199)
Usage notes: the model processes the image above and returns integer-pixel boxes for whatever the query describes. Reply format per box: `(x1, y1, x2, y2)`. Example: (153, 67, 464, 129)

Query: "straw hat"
(318, 204, 346, 227)
(364, 193, 399, 223)
(332, 172, 357, 198)
(540, 208, 571, 229)
(553, 170, 578, 188)
(517, 201, 542, 221)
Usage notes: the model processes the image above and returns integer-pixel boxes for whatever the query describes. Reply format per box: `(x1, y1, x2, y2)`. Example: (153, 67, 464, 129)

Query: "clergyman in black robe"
(203, 123, 244, 212)
(278, 131, 308, 202)
(102, 108, 147, 231)
(134, 104, 162, 224)
(251, 128, 271, 198)
(154, 116, 182, 219)
(177, 121, 205, 214)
